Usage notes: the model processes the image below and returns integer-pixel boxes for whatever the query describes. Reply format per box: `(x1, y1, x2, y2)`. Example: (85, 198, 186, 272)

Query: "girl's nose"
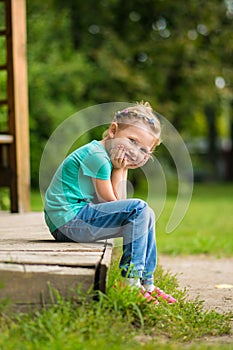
(129, 147, 137, 157)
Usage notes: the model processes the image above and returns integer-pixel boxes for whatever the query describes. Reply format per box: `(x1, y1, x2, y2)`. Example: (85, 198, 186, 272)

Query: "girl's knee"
(137, 199, 155, 221)
(130, 198, 154, 218)
(122, 198, 155, 223)
(130, 198, 147, 210)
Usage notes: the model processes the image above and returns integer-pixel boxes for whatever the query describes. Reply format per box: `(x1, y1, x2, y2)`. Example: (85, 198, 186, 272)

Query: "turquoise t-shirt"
(44, 140, 112, 232)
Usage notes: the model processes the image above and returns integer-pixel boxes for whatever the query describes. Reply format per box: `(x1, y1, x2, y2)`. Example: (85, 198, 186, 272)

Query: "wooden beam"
(6, 0, 30, 212)
(0, 134, 13, 143)
(0, 213, 113, 309)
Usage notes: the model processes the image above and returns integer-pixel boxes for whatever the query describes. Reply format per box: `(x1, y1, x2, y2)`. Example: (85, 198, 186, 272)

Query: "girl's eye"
(140, 148, 148, 155)
(129, 138, 136, 144)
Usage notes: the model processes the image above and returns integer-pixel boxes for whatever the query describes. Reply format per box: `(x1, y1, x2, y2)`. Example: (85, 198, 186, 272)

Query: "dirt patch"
(160, 255, 233, 314)
(159, 255, 233, 344)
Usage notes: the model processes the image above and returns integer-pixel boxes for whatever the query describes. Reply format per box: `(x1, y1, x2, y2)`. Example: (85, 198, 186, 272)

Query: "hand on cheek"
(110, 145, 128, 169)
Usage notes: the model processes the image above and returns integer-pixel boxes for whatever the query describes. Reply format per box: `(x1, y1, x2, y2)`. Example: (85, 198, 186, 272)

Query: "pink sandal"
(114, 283, 160, 305)
(138, 288, 159, 305)
(148, 287, 177, 304)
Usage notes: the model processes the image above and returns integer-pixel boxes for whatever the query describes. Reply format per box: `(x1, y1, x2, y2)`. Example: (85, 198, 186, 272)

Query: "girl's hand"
(110, 145, 128, 169)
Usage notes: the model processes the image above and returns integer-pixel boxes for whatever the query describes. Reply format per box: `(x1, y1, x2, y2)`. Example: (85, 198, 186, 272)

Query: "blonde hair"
(112, 101, 161, 147)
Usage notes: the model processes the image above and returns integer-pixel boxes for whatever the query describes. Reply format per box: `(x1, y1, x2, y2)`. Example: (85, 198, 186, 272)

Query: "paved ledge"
(0, 212, 112, 309)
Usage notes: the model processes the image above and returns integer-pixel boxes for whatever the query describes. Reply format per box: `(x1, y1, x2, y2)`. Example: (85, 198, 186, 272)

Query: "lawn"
(0, 184, 231, 349)
(155, 183, 233, 257)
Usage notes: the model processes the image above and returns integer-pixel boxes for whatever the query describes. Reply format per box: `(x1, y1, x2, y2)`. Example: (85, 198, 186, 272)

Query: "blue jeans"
(52, 199, 157, 285)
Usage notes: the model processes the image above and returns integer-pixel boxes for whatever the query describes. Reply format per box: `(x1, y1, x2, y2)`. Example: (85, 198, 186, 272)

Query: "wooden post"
(6, 0, 30, 212)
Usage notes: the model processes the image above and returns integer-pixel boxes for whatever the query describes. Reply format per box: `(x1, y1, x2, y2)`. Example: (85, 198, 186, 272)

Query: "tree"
(26, 0, 233, 185)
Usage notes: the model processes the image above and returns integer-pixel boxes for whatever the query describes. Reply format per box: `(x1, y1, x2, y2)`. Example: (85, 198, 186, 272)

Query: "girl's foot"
(138, 288, 159, 304)
(115, 279, 160, 305)
(148, 286, 177, 304)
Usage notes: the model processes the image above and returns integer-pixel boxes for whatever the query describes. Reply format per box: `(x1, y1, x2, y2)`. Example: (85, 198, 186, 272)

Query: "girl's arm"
(93, 168, 127, 202)
(110, 145, 128, 200)
(111, 168, 128, 200)
(93, 178, 117, 202)
(93, 146, 128, 202)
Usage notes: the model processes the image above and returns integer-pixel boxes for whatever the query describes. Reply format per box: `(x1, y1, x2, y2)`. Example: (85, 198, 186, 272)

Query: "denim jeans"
(52, 198, 157, 285)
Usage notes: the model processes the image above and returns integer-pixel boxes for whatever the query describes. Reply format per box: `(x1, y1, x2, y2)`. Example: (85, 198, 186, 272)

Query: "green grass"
(30, 189, 44, 211)
(0, 261, 232, 350)
(155, 183, 233, 257)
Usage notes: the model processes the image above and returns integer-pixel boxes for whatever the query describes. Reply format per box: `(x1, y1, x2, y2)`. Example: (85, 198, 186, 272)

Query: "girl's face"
(106, 123, 156, 168)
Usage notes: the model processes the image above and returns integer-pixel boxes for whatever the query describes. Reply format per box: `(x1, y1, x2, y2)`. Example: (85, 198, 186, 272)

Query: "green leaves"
(26, 0, 233, 185)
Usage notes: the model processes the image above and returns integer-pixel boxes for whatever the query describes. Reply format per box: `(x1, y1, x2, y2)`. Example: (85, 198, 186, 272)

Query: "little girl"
(44, 101, 176, 304)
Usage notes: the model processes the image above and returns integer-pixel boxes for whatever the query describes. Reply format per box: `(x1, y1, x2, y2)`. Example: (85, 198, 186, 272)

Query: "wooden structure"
(0, 212, 112, 309)
(0, 0, 30, 212)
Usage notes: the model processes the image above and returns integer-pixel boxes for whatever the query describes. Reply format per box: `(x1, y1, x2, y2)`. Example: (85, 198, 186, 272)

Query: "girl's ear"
(108, 122, 118, 138)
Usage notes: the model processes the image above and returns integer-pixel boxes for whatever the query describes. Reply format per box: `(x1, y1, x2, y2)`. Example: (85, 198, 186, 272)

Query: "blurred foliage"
(0, 188, 10, 210)
(1, 1, 233, 187)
